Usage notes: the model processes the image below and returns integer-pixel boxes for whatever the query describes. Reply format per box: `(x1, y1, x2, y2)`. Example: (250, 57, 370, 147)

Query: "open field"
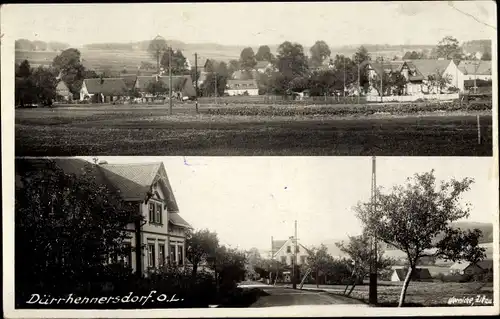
(294, 281, 494, 307)
(15, 104, 492, 156)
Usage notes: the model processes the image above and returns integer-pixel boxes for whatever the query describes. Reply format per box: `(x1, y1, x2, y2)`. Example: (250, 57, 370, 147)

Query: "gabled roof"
(169, 212, 192, 229)
(477, 259, 493, 270)
(458, 60, 492, 75)
(135, 75, 196, 96)
(56, 80, 70, 92)
(271, 237, 311, 258)
(450, 261, 472, 271)
(407, 59, 452, 78)
(82, 78, 128, 95)
(450, 259, 493, 271)
(392, 267, 432, 280)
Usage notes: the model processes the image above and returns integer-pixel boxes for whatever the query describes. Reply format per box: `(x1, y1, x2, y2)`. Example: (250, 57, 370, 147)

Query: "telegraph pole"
(194, 53, 199, 113)
(214, 74, 218, 105)
(357, 63, 361, 104)
(343, 57, 346, 98)
(292, 220, 298, 289)
(169, 47, 173, 115)
(369, 156, 378, 305)
(380, 57, 384, 103)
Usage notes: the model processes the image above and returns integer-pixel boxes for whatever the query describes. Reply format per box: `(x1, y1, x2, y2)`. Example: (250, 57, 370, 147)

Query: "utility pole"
(214, 73, 218, 105)
(270, 236, 274, 284)
(169, 47, 173, 115)
(343, 57, 346, 98)
(369, 156, 378, 305)
(293, 220, 298, 289)
(194, 53, 199, 113)
(380, 57, 384, 103)
(357, 62, 361, 104)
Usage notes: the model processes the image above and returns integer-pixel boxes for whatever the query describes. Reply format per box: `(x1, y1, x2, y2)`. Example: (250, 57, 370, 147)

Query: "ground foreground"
(15, 105, 492, 156)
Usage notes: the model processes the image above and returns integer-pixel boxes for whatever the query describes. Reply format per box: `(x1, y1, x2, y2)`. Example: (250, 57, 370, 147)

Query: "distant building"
(225, 79, 259, 96)
(449, 260, 493, 276)
(456, 60, 492, 91)
(79, 78, 128, 103)
(255, 60, 274, 73)
(271, 237, 310, 267)
(408, 59, 460, 93)
(390, 267, 433, 282)
(55, 80, 72, 101)
(134, 75, 196, 99)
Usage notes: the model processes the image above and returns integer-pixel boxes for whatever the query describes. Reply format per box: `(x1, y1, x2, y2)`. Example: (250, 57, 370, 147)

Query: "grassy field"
(299, 281, 494, 307)
(15, 104, 493, 156)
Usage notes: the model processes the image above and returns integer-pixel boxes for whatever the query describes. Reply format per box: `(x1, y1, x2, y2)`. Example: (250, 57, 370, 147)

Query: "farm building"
(271, 236, 310, 267)
(79, 78, 128, 103)
(134, 75, 196, 100)
(390, 267, 433, 282)
(120, 74, 138, 92)
(55, 80, 72, 101)
(449, 259, 494, 276)
(225, 79, 259, 96)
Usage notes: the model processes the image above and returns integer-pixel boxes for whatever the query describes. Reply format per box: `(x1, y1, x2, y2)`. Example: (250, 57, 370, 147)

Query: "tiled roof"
(83, 78, 128, 95)
(477, 259, 493, 270)
(392, 268, 432, 280)
(169, 212, 192, 228)
(458, 60, 492, 75)
(450, 261, 472, 270)
(135, 75, 196, 97)
(407, 59, 452, 78)
(99, 162, 161, 199)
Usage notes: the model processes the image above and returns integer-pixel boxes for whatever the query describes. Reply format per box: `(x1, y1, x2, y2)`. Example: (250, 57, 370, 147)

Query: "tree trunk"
(347, 282, 356, 296)
(316, 271, 319, 288)
(398, 266, 415, 307)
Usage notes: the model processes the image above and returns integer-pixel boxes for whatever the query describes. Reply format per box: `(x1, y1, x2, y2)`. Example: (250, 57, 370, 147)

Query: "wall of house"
(226, 89, 259, 96)
(443, 62, 461, 90)
(273, 241, 309, 266)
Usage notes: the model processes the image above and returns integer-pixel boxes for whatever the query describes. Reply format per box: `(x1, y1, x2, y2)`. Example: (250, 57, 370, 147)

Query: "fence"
(365, 93, 460, 103)
(197, 95, 369, 105)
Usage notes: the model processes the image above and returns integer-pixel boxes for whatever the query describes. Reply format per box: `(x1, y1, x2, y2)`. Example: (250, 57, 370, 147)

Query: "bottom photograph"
(11, 156, 495, 312)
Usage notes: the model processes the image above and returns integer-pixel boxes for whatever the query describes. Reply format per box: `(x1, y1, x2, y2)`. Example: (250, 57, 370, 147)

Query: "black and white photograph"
(1, 1, 498, 318)
(7, 156, 498, 315)
(3, 1, 496, 156)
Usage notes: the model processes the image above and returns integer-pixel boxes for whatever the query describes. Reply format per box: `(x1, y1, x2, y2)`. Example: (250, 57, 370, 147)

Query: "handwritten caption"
(27, 291, 183, 306)
(447, 295, 493, 306)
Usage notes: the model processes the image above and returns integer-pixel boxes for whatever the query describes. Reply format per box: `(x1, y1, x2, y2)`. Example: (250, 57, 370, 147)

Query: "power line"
(447, 2, 496, 30)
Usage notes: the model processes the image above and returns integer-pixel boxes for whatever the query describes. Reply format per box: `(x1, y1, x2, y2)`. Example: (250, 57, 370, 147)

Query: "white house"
(52, 159, 192, 276)
(271, 237, 310, 267)
(456, 60, 492, 91)
(225, 79, 259, 96)
(407, 59, 460, 94)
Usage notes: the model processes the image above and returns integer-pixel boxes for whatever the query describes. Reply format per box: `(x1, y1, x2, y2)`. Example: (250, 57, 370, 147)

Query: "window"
(155, 203, 162, 224)
(177, 245, 184, 265)
(148, 243, 155, 268)
(148, 203, 154, 223)
(170, 245, 176, 264)
(286, 246, 291, 253)
(158, 244, 165, 267)
(281, 256, 286, 264)
(300, 255, 306, 264)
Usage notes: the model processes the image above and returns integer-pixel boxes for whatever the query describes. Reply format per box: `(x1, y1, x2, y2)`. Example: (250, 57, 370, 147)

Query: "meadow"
(15, 102, 493, 156)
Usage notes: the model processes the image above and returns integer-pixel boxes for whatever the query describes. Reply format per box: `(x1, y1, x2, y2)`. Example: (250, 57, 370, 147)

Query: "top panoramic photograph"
(5, 1, 497, 156)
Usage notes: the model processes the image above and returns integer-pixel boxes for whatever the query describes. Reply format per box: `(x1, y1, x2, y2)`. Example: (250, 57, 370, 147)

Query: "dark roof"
(477, 260, 493, 270)
(135, 75, 196, 97)
(82, 78, 128, 95)
(120, 74, 138, 90)
(392, 268, 432, 281)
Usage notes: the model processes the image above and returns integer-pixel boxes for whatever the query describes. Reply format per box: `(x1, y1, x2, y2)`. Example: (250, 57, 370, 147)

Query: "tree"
(32, 66, 58, 106)
(186, 229, 219, 278)
(15, 159, 137, 298)
(148, 36, 168, 73)
(353, 45, 371, 65)
(308, 70, 337, 96)
(17, 60, 32, 78)
(355, 170, 485, 307)
(200, 72, 227, 97)
(216, 61, 229, 79)
(239, 47, 257, 71)
(161, 48, 189, 75)
(209, 246, 247, 290)
(146, 80, 168, 97)
(255, 45, 274, 62)
(387, 72, 408, 95)
(336, 233, 394, 296)
(228, 60, 241, 78)
(276, 41, 309, 79)
(436, 36, 462, 60)
(332, 54, 358, 92)
(425, 71, 452, 94)
(309, 40, 331, 68)
(306, 244, 334, 287)
(52, 48, 87, 96)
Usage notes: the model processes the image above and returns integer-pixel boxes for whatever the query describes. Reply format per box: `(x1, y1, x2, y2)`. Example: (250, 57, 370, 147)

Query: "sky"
(78, 156, 496, 252)
(2, 1, 497, 48)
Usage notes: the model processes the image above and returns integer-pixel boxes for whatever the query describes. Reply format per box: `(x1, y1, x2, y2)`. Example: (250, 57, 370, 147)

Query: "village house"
(408, 59, 460, 93)
(365, 61, 423, 96)
(456, 60, 492, 92)
(390, 267, 433, 282)
(271, 237, 310, 267)
(134, 75, 197, 100)
(449, 259, 494, 276)
(55, 80, 72, 102)
(79, 78, 128, 103)
(49, 159, 192, 276)
(225, 79, 259, 96)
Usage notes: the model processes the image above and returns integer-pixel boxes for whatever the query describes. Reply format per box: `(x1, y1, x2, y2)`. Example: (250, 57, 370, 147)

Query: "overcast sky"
(78, 156, 496, 252)
(2, 1, 497, 47)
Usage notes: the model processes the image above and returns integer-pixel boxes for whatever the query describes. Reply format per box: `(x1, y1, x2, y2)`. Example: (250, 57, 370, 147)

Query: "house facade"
(449, 260, 494, 276)
(225, 79, 259, 96)
(456, 60, 492, 92)
(79, 78, 128, 103)
(51, 159, 192, 276)
(271, 237, 310, 267)
(55, 80, 72, 101)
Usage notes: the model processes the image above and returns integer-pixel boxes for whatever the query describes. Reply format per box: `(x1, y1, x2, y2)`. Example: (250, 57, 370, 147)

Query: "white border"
(1, 2, 499, 318)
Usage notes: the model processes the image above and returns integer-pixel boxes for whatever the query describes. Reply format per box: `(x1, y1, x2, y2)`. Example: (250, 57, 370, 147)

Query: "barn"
(391, 267, 433, 282)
